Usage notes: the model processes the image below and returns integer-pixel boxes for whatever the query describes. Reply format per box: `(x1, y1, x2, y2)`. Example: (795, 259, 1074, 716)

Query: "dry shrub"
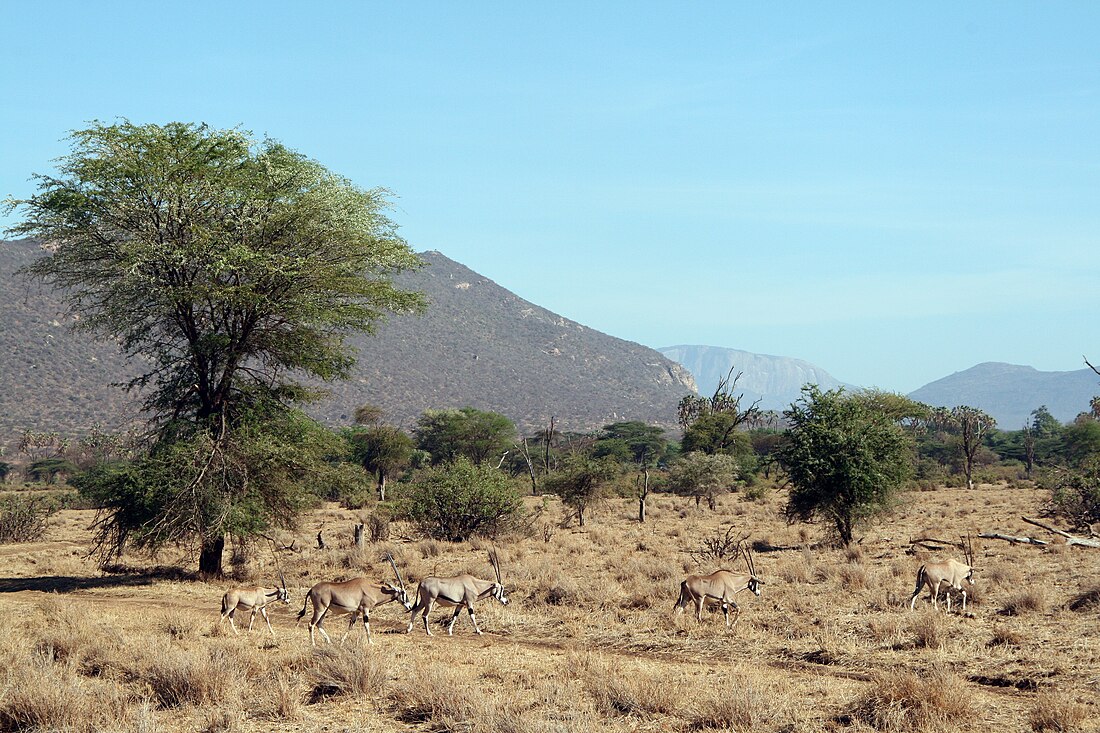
(1002, 588, 1046, 616)
(393, 664, 518, 733)
(837, 564, 869, 591)
(988, 624, 1024, 647)
(776, 555, 811, 584)
(866, 616, 907, 648)
(30, 600, 122, 677)
(0, 649, 137, 732)
(307, 645, 389, 702)
(984, 562, 1021, 588)
(849, 667, 971, 731)
(614, 556, 679, 585)
(578, 655, 682, 717)
(687, 668, 796, 730)
(144, 644, 243, 708)
(248, 669, 304, 721)
(1029, 689, 1090, 732)
(158, 610, 199, 640)
(908, 610, 946, 650)
(419, 538, 443, 558)
(1067, 585, 1100, 612)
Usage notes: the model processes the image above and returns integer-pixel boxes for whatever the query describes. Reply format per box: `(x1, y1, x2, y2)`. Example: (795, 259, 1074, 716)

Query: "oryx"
(406, 550, 508, 636)
(219, 574, 291, 636)
(296, 554, 412, 645)
(908, 534, 976, 612)
(673, 544, 763, 629)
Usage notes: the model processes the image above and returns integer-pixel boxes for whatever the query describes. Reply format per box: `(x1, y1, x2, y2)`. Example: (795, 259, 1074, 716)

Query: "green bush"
(398, 458, 523, 541)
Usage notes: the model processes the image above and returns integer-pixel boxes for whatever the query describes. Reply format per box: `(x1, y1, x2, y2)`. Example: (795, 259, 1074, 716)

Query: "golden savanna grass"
(0, 484, 1098, 732)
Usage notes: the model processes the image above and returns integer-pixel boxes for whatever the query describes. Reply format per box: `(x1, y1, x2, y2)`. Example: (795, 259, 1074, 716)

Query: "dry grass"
(1029, 689, 1091, 732)
(849, 667, 972, 731)
(0, 488, 1097, 733)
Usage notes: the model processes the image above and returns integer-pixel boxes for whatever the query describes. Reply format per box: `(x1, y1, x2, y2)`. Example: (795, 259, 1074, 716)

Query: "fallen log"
(1021, 516, 1100, 548)
(978, 532, 1048, 546)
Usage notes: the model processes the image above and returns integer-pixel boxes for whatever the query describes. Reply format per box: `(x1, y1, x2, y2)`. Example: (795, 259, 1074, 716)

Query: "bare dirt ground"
(0, 485, 1097, 732)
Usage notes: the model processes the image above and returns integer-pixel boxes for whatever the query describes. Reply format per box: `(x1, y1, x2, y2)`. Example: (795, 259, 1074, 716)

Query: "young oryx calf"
(908, 535, 976, 612)
(407, 550, 508, 636)
(673, 545, 763, 630)
(297, 554, 412, 645)
(219, 582, 291, 636)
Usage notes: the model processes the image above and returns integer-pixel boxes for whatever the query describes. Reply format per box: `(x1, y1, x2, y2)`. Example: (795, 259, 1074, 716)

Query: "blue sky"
(3, 2, 1097, 394)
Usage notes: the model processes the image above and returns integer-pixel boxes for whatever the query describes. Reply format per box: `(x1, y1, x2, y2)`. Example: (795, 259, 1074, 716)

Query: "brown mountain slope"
(0, 241, 696, 448)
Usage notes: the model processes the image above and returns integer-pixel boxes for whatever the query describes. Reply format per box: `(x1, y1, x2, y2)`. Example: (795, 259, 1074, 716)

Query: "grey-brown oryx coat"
(406, 573, 509, 636)
(673, 570, 762, 628)
(909, 559, 974, 612)
(296, 578, 412, 645)
(219, 586, 291, 636)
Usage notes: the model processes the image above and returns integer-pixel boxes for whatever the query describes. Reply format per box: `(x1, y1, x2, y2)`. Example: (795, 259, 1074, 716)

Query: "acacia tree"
(544, 455, 619, 527)
(678, 367, 761, 456)
(667, 452, 740, 510)
(592, 421, 668, 522)
(778, 386, 913, 546)
(7, 121, 424, 575)
(414, 407, 517, 466)
(348, 425, 415, 501)
(932, 406, 996, 490)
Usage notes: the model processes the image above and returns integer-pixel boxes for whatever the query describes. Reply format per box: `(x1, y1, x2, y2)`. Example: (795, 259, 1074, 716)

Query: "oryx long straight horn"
(406, 552, 509, 637)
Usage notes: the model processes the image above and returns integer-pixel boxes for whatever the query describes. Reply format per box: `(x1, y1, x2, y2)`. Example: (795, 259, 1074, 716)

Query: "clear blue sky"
(3, 2, 1098, 394)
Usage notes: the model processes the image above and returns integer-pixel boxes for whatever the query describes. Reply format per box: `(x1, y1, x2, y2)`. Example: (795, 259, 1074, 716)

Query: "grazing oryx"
(219, 575, 291, 636)
(296, 554, 412, 645)
(406, 550, 508, 636)
(673, 544, 763, 629)
(909, 534, 976, 612)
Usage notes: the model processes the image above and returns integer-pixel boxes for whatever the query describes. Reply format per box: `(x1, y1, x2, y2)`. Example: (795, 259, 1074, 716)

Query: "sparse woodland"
(2, 121, 1099, 732)
(0, 485, 1098, 733)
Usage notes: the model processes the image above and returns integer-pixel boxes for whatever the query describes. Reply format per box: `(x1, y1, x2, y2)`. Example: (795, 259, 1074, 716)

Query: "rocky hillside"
(0, 240, 697, 448)
(658, 345, 850, 412)
(908, 362, 1098, 427)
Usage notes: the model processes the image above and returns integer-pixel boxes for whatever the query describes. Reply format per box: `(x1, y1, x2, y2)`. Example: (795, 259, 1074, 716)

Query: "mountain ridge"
(0, 240, 697, 448)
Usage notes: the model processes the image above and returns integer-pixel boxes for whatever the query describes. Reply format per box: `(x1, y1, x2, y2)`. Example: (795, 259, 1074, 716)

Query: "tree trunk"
(199, 535, 225, 578)
(377, 471, 387, 502)
(638, 467, 649, 523)
(639, 498, 646, 523)
(354, 523, 365, 548)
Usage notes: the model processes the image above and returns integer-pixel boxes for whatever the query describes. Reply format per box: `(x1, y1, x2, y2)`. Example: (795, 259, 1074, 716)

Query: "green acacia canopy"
(7, 120, 425, 431)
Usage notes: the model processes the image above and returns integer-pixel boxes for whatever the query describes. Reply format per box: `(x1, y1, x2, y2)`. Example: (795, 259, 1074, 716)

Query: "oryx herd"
(219, 536, 978, 643)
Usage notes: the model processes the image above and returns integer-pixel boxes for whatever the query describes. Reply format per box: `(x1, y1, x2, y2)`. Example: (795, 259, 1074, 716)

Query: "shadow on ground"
(0, 566, 194, 593)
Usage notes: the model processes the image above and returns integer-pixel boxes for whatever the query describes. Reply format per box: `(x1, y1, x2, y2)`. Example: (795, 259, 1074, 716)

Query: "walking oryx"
(219, 575, 291, 636)
(406, 550, 508, 636)
(908, 534, 976, 613)
(296, 554, 412, 645)
(673, 544, 763, 629)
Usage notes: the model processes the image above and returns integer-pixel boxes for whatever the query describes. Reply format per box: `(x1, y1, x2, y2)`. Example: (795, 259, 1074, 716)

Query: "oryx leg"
(247, 609, 257, 633)
(467, 604, 482, 635)
(695, 596, 705, 623)
(260, 606, 275, 637)
(447, 605, 463, 635)
(420, 598, 436, 636)
(310, 608, 333, 645)
(223, 608, 240, 635)
(721, 600, 740, 629)
(339, 612, 360, 645)
(960, 589, 967, 611)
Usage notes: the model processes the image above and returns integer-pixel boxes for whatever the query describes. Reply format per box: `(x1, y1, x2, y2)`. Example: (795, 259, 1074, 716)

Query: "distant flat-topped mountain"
(658, 345, 851, 412)
(0, 241, 697, 447)
(908, 362, 1098, 428)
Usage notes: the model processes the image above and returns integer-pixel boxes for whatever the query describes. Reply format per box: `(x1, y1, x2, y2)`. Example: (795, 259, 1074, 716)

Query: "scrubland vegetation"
(1, 484, 1098, 733)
